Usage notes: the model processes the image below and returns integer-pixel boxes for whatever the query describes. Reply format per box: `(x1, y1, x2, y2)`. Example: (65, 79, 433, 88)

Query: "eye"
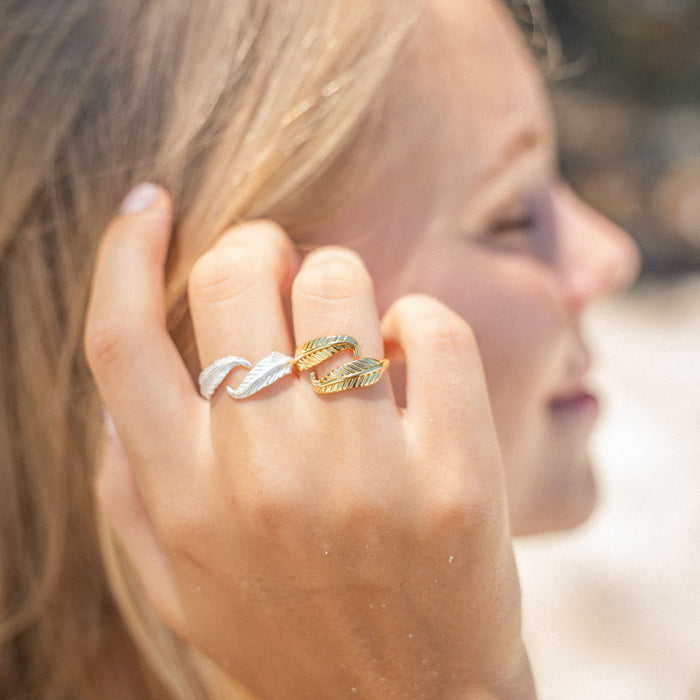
(480, 212, 537, 253)
(490, 215, 534, 236)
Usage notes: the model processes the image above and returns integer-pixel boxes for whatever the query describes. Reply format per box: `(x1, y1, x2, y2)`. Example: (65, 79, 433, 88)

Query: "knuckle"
(422, 476, 501, 540)
(164, 518, 207, 559)
(235, 475, 304, 533)
(337, 499, 392, 539)
(188, 244, 265, 306)
(421, 312, 476, 358)
(84, 315, 131, 373)
(391, 294, 477, 353)
(294, 248, 372, 304)
(188, 220, 292, 308)
(243, 496, 290, 535)
(157, 499, 215, 561)
(243, 219, 289, 248)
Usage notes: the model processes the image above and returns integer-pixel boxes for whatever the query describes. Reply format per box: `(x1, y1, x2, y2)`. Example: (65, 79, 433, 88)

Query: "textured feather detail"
(198, 356, 251, 399)
(227, 351, 295, 399)
(293, 335, 360, 371)
(310, 357, 389, 394)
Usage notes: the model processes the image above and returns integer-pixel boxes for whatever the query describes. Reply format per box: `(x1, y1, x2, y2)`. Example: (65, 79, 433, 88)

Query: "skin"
(312, 0, 640, 535)
(86, 0, 638, 696)
(90, 200, 534, 698)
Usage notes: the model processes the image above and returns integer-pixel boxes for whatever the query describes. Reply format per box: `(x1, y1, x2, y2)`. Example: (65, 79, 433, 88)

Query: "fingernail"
(120, 183, 159, 214)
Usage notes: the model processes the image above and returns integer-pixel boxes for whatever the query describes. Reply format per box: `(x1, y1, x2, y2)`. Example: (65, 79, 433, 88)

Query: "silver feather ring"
(226, 351, 296, 399)
(198, 356, 252, 399)
(199, 335, 384, 400)
(198, 352, 297, 400)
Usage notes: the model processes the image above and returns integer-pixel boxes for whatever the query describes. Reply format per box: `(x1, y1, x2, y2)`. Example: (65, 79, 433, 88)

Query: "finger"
(188, 221, 299, 390)
(381, 294, 501, 478)
(291, 247, 392, 401)
(95, 426, 184, 633)
(85, 184, 203, 465)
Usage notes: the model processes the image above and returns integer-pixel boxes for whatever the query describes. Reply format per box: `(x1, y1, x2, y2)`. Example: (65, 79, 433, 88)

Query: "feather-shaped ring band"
(198, 335, 386, 399)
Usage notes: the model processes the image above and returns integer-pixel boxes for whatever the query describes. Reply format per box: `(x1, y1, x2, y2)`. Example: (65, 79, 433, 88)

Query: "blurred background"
(509, 1, 700, 698)
(547, 0, 700, 273)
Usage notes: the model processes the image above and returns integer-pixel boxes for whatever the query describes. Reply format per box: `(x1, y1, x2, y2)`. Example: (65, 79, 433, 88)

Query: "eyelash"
(490, 215, 534, 236)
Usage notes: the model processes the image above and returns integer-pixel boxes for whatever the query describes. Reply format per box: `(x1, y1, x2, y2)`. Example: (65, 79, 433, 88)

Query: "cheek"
(465, 260, 569, 474)
(369, 240, 570, 421)
(464, 257, 567, 412)
(442, 256, 581, 530)
(410, 251, 567, 400)
(384, 247, 570, 455)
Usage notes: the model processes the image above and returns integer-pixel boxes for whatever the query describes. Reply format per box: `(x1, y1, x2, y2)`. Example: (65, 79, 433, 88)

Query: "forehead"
(307, 0, 555, 250)
(375, 0, 554, 199)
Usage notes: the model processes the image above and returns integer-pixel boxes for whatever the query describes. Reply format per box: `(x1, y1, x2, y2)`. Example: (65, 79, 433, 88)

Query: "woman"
(0, 0, 639, 697)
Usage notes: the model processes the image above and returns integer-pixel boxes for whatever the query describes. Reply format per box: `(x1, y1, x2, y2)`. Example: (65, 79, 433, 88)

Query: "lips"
(549, 342, 597, 413)
(549, 389, 599, 415)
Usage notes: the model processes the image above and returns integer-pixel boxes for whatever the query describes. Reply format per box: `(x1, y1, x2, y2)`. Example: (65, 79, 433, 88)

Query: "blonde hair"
(0, 1, 416, 697)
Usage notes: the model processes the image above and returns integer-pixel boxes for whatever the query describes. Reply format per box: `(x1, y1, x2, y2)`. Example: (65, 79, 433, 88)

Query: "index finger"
(84, 184, 204, 465)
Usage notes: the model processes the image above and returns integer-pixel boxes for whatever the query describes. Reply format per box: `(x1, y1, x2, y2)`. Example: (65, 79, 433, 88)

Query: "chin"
(509, 458, 598, 537)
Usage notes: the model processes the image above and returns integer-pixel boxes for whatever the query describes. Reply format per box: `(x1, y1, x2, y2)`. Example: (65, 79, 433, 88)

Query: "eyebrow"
(460, 123, 553, 230)
(485, 126, 545, 183)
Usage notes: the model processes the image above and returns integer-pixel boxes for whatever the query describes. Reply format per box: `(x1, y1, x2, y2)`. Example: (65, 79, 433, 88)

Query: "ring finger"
(188, 220, 299, 407)
(291, 246, 392, 403)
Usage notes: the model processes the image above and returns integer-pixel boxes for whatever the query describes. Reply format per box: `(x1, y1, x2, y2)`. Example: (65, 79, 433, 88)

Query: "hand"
(86, 185, 535, 699)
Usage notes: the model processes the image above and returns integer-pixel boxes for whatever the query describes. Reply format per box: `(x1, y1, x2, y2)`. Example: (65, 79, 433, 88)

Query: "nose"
(550, 183, 641, 314)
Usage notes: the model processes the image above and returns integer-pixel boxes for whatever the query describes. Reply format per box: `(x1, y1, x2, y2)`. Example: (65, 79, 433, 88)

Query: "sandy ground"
(515, 272, 700, 699)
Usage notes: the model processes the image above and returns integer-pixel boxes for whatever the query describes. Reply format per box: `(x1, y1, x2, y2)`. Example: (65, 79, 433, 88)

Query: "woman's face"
(312, 0, 640, 535)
